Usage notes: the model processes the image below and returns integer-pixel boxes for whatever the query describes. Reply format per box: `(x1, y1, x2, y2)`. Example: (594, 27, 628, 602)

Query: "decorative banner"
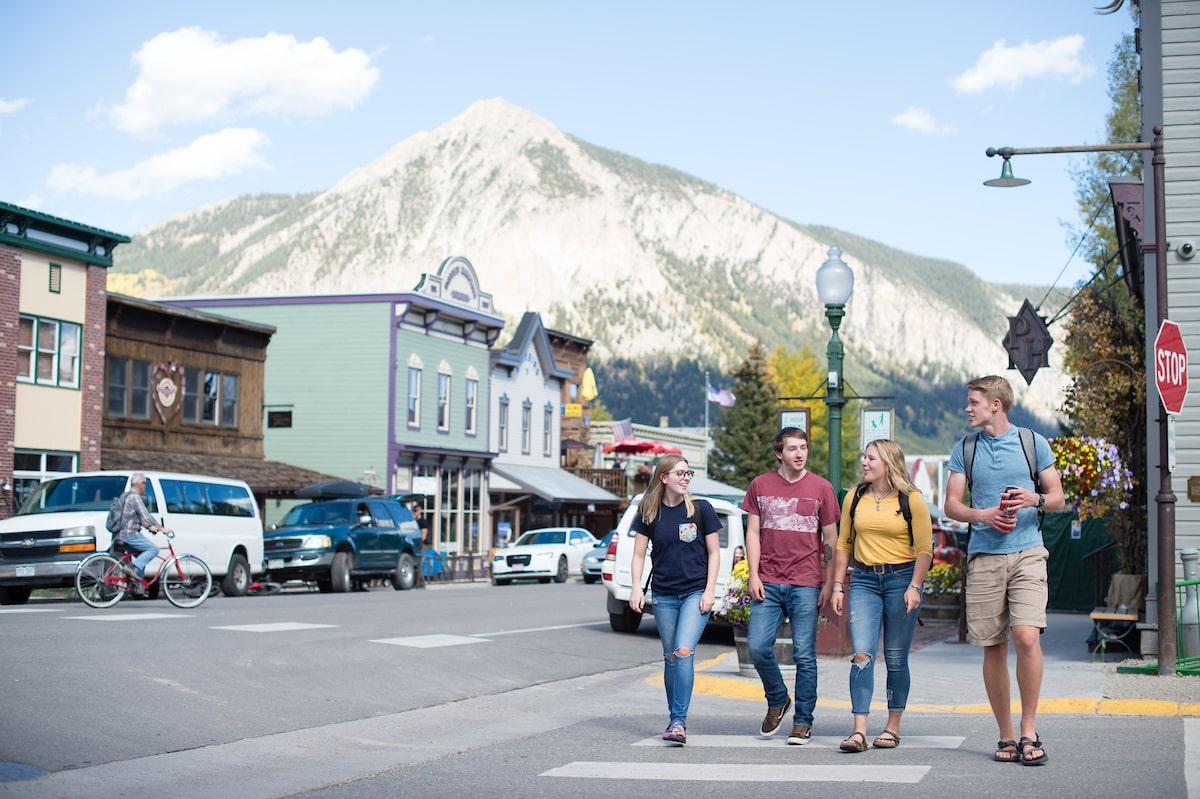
(151, 361, 182, 426)
(861, 407, 895, 450)
(777, 407, 810, 436)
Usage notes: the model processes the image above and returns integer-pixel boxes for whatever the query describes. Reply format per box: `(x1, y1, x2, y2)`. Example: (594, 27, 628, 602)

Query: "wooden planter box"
(921, 593, 961, 624)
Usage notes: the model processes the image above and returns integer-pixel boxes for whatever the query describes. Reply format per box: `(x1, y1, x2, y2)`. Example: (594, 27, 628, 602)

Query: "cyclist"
(114, 473, 169, 596)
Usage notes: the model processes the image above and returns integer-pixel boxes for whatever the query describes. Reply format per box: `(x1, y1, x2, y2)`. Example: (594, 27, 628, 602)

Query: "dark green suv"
(264, 498, 422, 591)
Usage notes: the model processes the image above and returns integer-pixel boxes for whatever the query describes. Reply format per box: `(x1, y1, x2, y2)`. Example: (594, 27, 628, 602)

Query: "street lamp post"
(816, 245, 855, 496)
(984, 126, 1175, 674)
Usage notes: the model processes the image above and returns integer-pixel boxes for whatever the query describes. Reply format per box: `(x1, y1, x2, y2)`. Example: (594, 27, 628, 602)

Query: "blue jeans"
(124, 532, 160, 577)
(848, 564, 921, 715)
(748, 582, 819, 726)
(653, 590, 710, 726)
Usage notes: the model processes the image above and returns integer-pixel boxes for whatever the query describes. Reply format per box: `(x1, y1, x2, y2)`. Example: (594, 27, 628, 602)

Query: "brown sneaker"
(760, 697, 792, 737)
(787, 724, 812, 745)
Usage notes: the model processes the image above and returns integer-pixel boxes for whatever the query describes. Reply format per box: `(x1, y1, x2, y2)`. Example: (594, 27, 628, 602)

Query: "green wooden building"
(169, 257, 504, 554)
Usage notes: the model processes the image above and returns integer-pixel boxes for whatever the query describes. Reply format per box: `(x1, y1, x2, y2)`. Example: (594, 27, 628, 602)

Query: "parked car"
(601, 495, 746, 633)
(491, 527, 597, 586)
(929, 505, 968, 564)
(580, 530, 615, 584)
(0, 471, 264, 604)
(264, 497, 422, 592)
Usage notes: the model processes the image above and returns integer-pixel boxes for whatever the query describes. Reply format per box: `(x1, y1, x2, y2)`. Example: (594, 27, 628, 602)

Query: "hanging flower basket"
(1049, 436, 1134, 520)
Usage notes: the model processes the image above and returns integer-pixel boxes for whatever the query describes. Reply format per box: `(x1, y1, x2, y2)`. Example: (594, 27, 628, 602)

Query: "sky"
(1, 1, 1135, 297)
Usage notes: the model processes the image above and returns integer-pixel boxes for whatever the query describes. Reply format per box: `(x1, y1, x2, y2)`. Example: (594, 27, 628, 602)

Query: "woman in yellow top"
(830, 439, 933, 753)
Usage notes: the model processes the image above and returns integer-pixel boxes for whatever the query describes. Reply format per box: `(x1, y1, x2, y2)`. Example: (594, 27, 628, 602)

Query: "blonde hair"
(863, 439, 918, 496)
(967, 375, 1013, 413)
(639, 455, 696, 525)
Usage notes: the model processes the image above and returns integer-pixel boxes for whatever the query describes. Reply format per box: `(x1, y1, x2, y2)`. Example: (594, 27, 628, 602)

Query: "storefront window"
(440, 467, 459, 548)
(463, 470, 481, 552)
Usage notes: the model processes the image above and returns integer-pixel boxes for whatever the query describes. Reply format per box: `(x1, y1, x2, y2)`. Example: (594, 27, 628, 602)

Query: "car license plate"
(511, 563, 524, 570)
(267, 559, 286, 570)
(15, 565, 34, 577)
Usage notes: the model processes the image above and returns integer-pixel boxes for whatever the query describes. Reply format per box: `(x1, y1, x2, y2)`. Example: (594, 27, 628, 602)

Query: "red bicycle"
(74, 530, 213, 609)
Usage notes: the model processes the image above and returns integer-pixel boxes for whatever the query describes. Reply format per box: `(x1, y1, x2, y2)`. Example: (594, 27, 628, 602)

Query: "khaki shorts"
(965, 546, 1049, 646)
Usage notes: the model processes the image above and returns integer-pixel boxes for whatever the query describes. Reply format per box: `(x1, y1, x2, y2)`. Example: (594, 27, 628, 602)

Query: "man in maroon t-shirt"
(742, 426, 839, 744)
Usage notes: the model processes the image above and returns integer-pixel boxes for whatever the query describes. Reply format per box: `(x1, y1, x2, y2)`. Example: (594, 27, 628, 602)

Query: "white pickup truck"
(601, 494, 746, 632)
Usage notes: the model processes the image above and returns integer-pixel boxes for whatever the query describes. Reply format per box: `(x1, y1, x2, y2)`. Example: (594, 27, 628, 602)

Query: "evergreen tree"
(768, 345, 859, 487)
(1064, 33, 1145, 574)
(710, 342, 779, 486)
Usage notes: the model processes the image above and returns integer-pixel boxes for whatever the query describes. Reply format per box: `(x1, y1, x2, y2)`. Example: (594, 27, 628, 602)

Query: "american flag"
(611, 418, 634, 441)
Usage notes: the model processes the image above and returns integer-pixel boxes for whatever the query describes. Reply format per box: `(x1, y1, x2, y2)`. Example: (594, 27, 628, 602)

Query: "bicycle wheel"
(75, 554, 125, 609)
(161, 555, 213, 609)
(250, 581, 282, 596)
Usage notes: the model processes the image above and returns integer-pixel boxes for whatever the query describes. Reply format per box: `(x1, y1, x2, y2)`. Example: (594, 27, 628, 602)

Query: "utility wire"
(1045, 248, 1123, 327)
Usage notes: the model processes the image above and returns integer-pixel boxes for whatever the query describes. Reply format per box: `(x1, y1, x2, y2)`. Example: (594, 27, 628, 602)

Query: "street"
(0, 580, 1196, 798)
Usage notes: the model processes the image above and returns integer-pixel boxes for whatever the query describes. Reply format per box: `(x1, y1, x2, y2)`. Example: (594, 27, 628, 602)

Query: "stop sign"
(1155, 320, 1189, 415)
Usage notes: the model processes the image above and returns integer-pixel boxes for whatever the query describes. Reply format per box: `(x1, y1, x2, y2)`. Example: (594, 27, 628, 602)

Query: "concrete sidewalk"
(683, 613, 1200, 716)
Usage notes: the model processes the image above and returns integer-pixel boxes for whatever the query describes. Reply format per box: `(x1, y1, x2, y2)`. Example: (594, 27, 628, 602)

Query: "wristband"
(908, 584, 921, 592)
(832, 587, 844, 594)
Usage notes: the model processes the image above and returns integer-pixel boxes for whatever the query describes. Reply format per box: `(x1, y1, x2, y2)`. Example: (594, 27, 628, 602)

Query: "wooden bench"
(1090, 606, 1139, 658)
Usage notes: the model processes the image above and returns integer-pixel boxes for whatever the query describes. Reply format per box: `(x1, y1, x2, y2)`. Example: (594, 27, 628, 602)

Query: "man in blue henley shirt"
(945, 375, 1064, 767)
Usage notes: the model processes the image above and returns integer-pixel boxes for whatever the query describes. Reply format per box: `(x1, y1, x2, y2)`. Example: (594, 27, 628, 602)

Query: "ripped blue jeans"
(652, 589, 709, 726)
(848, 564, 921, 715)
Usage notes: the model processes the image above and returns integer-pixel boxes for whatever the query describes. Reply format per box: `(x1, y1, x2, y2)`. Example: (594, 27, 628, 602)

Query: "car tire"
(609, 606, 642, 633)
(491, 577, 511, 586)
(583, 574, 598, 585)
(330, 552, 353, 593)
(220, 553, 251, 597)
(553, 556, 568, 583)
(392, 554, 417, 591)
(0, 586, 33, 605)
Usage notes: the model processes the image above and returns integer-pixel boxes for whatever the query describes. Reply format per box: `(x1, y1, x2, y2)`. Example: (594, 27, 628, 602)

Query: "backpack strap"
(897, 490, 914, 548)
(962, 432, 980, 503)
(1017, 427, 1045, 531)
(846, 483, 871, 555)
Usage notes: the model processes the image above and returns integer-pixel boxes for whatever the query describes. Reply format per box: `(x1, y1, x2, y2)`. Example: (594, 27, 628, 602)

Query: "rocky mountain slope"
(113, 98, 1068, 432)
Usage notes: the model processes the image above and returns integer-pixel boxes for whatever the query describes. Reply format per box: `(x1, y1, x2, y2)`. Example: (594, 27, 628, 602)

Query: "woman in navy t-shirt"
(629, 455, 722, 745)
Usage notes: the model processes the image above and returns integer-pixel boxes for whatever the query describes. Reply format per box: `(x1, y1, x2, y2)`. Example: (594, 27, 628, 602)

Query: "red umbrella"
(603, 437, 656, 454)
(648, 440, 683, 455)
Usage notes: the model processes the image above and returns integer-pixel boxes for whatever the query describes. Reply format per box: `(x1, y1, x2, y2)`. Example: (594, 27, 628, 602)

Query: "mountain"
(112, 98, 1068, 448)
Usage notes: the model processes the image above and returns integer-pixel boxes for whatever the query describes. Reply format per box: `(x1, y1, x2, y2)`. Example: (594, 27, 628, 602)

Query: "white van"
(0, 471, 264, 604)
(601, 494, 746, 632)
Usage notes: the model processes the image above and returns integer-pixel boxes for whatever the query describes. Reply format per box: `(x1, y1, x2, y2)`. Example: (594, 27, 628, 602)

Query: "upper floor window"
(437, 373, 451, 432)
(543, 403, 553, 457)
(105, 357, 151, 419)
(407, 367, 422, 428)
(465, 378, 479, 436)
(521, 400, 532, 455)
(498, 396, 509, 452)
(180, 367, 239, 427)
(18, 315, 81, 388)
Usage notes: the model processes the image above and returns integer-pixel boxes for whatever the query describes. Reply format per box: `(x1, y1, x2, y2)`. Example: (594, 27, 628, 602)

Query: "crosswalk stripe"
(541, 762, 929, 783)
(63, 613, 191, 621)
(212, 623, 337, 633)
(0, 607, 63, 614)
(371, 634, 487, 648)
(632, 735, 963, 749)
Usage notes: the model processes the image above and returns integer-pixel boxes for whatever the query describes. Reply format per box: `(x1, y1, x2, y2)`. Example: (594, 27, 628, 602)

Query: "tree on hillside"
(710, 342, 778, 486)
(768, 346, 859, 488)
(1063, 32, 1146, 574)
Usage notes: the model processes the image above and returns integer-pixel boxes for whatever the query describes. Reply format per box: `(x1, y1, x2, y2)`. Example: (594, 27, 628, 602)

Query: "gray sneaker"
(760, 697, 792, 737)
(787, 724, 812, 745)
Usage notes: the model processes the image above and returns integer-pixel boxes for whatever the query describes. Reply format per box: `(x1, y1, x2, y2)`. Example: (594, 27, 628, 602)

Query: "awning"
(491, 463, 620, 504)
(102, 448, 359, 499)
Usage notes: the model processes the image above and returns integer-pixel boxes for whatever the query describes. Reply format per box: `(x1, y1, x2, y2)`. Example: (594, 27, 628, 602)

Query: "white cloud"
(47, 128, 269, 200)
(110, 27, 380, 136)
(0, 98, 29, 115)
(952, 35, 1093, 94)
(891, 106, 955, 136)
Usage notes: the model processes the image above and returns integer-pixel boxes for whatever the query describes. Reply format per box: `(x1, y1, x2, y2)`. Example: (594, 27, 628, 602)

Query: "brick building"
(0, 202, 129, 516)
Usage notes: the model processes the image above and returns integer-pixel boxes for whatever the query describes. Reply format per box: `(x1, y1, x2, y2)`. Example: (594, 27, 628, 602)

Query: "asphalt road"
(0, 580, 1196, 798)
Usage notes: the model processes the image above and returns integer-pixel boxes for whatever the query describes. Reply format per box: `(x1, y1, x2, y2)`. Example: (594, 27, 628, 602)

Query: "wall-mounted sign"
(267, 410, 293, 429)
(564, 403, 583, 418)
(412, 475, 438, 496)
(151, 362, 181, 427)
(778, 407, 810, 436)
(861, 407, 895, 450)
